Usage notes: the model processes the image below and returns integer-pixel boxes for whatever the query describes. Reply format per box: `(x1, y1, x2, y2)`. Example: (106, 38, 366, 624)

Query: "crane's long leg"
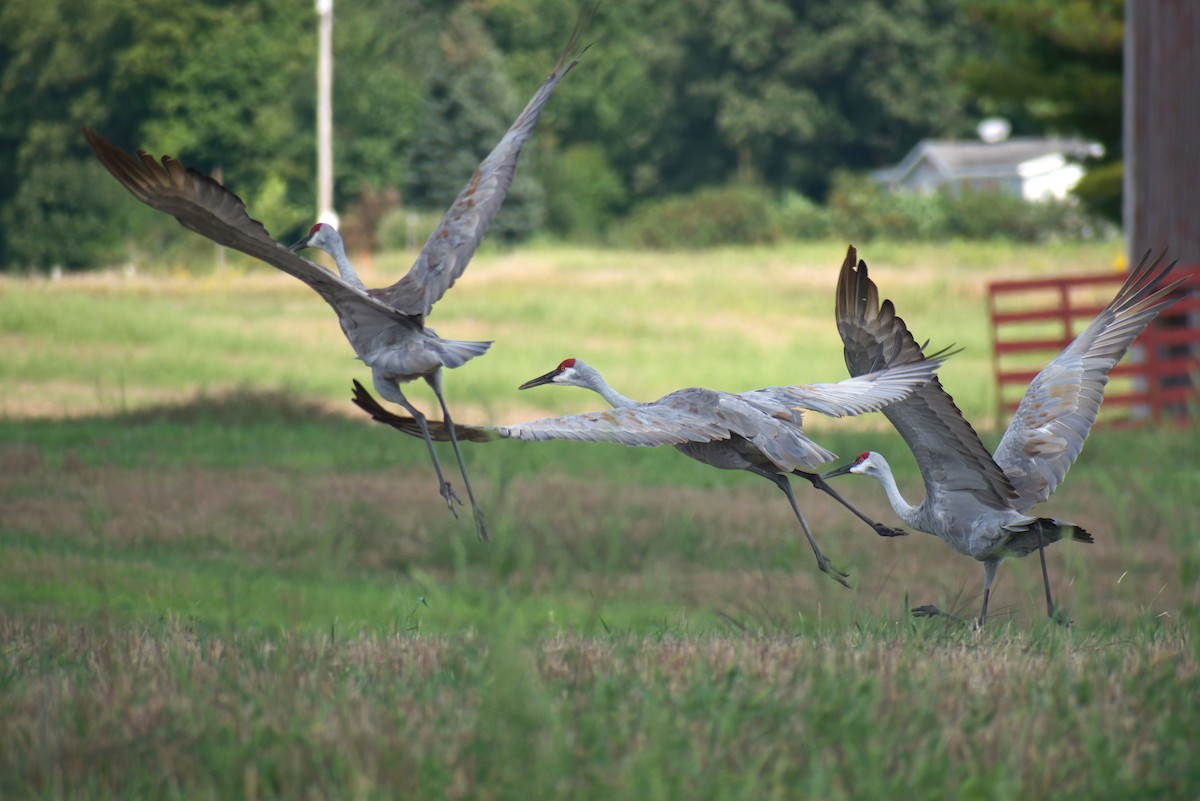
(916, 559, 1000, 627)
(373, 374, 463, 516)
(426, 370, 489, 542)
(977, 558, 999, 627)
(793, 470, 907, 538)
(756, 470, 850, 589)
(1035, 526, 1070, 626)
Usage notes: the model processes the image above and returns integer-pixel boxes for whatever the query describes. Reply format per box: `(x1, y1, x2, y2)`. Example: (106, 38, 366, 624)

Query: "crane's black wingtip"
(350, 379, 390, 422)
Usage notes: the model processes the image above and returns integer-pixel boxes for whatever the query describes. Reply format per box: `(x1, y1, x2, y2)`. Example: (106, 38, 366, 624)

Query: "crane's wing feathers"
(496, 389, 751, 448)
(993, 251, 1185, 510)
(379, 8, 591, 317)
(749, 353, 944, 419)
(836, 246, 1017, 509)
(84, 128, 420, 344)
(350, 380, 836, 471)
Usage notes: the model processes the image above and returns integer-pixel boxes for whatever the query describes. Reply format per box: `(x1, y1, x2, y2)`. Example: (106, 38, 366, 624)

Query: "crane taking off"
(823, 246, 1185, 626)
(350, 350, 946, 588)
(84, 9, 593, 541)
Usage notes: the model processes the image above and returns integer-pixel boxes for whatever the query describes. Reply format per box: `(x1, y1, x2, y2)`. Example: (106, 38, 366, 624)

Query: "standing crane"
(350, 352, 947, 587)
(83, 10, 593, 541)
(823, 246, 1184, 625)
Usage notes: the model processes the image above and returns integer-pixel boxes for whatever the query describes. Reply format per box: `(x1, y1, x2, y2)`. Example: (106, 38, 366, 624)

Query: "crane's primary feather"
(992, 250, 1185, 510)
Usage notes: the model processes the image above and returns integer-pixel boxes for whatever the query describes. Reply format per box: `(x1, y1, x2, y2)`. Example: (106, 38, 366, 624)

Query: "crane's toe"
(1048, 604, 1073, 628)
(911, 604, 945, 619)
(874, 523, 908, 538)
(817, 557, 852, 589)
(472, 507, 490, 542)
(438, 480, 464, 515)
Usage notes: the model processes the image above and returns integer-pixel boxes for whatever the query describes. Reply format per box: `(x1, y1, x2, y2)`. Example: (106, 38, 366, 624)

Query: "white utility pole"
(316, 0, 338, 227)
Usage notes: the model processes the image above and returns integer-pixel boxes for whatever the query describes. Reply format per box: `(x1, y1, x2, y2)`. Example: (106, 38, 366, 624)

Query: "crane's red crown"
(308, 223, 325, 237)
(855, 452, 870, 463)
(557, 358, 577, 371)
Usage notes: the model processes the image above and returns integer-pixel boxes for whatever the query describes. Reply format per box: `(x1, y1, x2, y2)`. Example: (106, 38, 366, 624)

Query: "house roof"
(874, 137, 1103, 185)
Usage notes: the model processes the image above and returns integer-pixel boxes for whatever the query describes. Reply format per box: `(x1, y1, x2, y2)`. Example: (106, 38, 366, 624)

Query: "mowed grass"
(2, 240, 1199, 799)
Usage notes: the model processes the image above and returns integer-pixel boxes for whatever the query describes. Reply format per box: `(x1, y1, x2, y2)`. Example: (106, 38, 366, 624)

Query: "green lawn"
(2, 240, 1198, 799)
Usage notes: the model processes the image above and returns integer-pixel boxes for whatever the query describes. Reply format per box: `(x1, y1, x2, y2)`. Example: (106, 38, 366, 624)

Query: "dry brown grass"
(2, 610, 1194, 800)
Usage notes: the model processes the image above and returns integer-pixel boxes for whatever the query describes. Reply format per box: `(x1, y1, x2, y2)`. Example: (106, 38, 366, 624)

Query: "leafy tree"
(331, 0, 434, 206)
(132, 2, 313, 236)
(960, 0, 1124, 222)
(0, 0, 154, 267)
(405, 4, 545, 243)
(678, 0, 984, 200)
(0, 0, 315, 268)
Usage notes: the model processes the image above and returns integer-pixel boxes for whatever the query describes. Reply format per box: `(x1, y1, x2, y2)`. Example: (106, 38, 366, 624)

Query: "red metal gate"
(988, 265, 1200, 424)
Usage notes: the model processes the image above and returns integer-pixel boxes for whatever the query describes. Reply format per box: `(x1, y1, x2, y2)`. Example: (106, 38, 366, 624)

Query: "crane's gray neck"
(327, 236, 366, 291)
(576, 363, 638, 408)
(869, 456, 921, 527)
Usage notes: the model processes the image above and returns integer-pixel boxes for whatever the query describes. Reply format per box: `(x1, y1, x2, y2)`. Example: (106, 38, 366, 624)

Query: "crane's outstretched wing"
(84, 128, 420, 345)
(993, 251, 1185, 510)
(351, 379, 835, 470)
(836, 245, 1018, 510)
(746, 351, 946, 419)
(379, 7, 593, 317)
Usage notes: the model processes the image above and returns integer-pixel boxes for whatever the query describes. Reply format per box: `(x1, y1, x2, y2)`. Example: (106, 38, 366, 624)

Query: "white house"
(872, 135, 1104, 202)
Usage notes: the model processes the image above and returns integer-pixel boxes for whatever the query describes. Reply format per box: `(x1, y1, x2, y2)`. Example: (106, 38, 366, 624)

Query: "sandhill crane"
(350, 352, 947, 587)
(823, 246, 1184, 626)
(83, 11, 592, 541)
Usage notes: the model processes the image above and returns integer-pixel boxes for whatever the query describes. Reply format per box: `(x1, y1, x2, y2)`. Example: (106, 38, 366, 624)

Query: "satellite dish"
(977, 117, 1011, 144)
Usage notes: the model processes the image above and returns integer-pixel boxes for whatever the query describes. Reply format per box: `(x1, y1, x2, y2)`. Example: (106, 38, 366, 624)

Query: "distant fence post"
(1125, 0, 1200, 420)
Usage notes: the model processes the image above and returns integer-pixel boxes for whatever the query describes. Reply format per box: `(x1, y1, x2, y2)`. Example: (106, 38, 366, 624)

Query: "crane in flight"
(350, 351, 947, 587)
(83, 9, 593, 541)
(823, 246, 1185, 626)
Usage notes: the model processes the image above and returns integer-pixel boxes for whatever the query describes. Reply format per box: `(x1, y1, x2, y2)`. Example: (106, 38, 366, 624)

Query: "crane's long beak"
(518, 369, 559, 390)
(287, 233, 312, 252)
(821, 461, 856, 480)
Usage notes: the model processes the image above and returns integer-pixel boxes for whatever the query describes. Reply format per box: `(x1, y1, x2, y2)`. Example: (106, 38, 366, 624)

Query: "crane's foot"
(1048, 604, 1073, 628)
(873, 522, 908, 538)
(911, 604, 972, 624)
(472, 507, 490, 543)
(911, 604, 944, 618)
(817, 556, 852, 589)
(438, 481, 464, 517)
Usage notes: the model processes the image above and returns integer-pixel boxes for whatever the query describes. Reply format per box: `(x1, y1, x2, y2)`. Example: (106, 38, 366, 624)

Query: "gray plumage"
(352, 352, 946, 588)
(825, 246, 1185, 625)
(83, 11, 591, 541)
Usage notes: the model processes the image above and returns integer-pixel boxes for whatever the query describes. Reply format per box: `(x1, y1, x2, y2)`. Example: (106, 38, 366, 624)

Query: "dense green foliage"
(0, 0, 1122, 269)
(617, 176, 1109, 249)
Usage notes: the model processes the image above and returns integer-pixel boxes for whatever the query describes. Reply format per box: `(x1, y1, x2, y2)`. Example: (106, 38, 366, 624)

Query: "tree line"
(0, 0, 1121, 269)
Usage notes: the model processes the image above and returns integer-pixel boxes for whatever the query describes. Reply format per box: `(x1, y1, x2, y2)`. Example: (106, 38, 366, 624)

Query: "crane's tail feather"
(1064, 522, 1095, 545)
(1003, 517, 1094, 557)
(439, 339, 493, 370)
(350, 380, 497, 443)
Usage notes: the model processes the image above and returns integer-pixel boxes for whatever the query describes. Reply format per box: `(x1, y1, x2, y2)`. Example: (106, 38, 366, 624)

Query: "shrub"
(376, 207, 450, 253)
(613, 183, 786, 249)
(826, 172, 1110, 244)
(539, 144, 625, 240)
(776, 191, 835, 239)
(826, 172, 944, 241)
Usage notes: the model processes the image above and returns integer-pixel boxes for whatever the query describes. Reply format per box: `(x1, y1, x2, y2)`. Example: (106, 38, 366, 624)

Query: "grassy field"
(2, 240, 1198, 799)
